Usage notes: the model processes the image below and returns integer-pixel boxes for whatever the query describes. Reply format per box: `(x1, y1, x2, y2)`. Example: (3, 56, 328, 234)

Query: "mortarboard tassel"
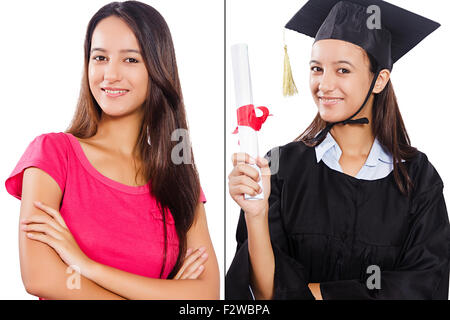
(283, 44, 298, 97)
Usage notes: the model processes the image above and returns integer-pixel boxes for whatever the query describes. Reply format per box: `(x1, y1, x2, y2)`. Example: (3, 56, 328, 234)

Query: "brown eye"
(92, 56, 106, 61)
(311, 66, 322, 72)
(126, 58, 139, 63)
(338, 68, 350, 74)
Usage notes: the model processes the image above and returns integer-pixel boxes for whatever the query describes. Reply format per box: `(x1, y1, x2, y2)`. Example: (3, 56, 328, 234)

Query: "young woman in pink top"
(5, 1, 219, 299)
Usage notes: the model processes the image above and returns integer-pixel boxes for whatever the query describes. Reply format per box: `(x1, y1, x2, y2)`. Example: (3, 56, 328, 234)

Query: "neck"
(93, 107, 144, 158)
(329, 95, 375, 158)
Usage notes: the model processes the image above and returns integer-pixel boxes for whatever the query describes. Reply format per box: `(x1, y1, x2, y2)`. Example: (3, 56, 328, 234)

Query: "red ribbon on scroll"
(232, 104, 271, 134)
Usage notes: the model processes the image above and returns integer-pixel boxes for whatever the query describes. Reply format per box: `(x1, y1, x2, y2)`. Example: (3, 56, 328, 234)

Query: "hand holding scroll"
(228, 152, 271, 219)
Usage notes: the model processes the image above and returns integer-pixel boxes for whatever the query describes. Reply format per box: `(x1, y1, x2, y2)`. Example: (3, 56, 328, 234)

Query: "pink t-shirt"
(5, 132, 206, 299)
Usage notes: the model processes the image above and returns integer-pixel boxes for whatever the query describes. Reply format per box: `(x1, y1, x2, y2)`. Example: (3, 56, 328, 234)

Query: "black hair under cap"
(285, 0, 440, 144)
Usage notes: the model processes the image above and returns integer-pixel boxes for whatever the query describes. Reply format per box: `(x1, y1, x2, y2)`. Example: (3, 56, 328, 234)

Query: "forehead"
(311, 39, 368, 64)
(91, 16, 139, 50)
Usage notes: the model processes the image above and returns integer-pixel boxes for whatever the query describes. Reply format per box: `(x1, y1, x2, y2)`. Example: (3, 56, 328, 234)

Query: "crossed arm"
(19, 167, 220, 299)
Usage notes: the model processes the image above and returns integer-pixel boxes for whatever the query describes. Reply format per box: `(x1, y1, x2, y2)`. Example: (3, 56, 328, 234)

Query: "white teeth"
(320, 98, 342, 102)
(104, 89, 127, 94)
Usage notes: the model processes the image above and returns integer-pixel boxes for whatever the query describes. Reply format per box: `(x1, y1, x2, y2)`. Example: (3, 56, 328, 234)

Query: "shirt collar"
(375, 139, 394, 164)
(315, 132, 393, 165)
(315, 131, 339, 163)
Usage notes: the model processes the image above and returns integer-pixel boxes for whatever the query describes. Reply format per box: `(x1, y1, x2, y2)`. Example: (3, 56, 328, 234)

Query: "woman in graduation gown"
(226, 0, 450, 300)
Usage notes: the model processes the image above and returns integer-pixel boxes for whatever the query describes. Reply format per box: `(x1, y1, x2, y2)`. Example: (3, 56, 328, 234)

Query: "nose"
(103, 59, 122, 82)
(318, 69, 336, 93)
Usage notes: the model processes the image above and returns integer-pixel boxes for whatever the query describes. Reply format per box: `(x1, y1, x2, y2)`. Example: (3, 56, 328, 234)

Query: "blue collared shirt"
(315, 132, 395, 180)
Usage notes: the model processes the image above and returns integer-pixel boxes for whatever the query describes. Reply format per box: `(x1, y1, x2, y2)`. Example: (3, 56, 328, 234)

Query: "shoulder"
(264, 140, 314, 176)
(29, 132, 70, 157)
(5, 132, 69, 200)
(406, 149, 444, 196)
(264, 139, 311, 161)
(32, 131, 69, 146)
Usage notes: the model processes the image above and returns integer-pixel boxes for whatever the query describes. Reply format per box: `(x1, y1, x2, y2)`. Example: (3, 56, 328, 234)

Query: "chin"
(318, 109, 341, 123)
(99, 106, 135, 117)
(319, 104, 357, 123)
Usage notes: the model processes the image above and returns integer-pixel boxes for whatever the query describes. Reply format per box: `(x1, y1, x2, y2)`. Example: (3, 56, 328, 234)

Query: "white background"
(226, 0, 450, 299)
(0, 0, 224, 299)
(1, 0, 448, 301)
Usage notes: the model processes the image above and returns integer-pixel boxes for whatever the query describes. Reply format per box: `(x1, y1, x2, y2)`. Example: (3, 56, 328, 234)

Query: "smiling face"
(88, 15, 149, 117)
(309, 39, 374, 123)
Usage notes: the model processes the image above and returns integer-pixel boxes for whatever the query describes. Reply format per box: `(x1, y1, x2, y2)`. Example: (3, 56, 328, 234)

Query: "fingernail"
(198, 246, 206, 253)
(20, 219, 27, 224)
(34, 201, 41, 206)
(27, 233, 33, 237)
(201, 253, 208, 258)
(249, 157, 256, 164)
(199, 265, 204, 270)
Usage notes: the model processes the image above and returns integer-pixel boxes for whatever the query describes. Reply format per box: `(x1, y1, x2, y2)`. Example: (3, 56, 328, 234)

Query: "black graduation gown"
(226, 140, 450, 300)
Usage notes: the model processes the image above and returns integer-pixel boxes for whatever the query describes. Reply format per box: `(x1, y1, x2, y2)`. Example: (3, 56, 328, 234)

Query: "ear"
(372, 69, 391, 94)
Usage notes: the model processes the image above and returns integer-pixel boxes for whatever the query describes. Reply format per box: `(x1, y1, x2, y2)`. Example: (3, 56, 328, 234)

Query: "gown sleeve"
(225, 148, 315, 300)
(320, 182, 450, 300)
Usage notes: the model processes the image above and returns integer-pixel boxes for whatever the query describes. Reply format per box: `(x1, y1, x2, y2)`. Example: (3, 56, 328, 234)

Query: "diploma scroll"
(231, 43, 264, 200)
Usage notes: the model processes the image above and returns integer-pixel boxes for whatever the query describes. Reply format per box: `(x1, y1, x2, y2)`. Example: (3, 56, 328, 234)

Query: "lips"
(101, 87, 129, 98)
(102, 87, 129, 91)
(318, 96, 344, 105)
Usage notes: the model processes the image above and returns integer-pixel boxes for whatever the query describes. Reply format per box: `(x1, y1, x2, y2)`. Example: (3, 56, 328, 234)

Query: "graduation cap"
(282, 0, 440, 143)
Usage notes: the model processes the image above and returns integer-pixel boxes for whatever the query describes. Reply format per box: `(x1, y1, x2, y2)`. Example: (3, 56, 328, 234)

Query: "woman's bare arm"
(246, 210, 276, 300)
(20, 167, 125, 299)
(84, 202, 220, 299)
(228, 154, 275, 299)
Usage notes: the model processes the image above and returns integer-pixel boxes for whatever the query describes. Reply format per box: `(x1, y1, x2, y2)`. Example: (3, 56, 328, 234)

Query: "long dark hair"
(295, 52, 418, 196)
(66, 1, 200, 278)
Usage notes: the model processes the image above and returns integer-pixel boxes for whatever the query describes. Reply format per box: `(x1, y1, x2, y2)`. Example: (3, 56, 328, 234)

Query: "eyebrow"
(309, 60, 355, 68)
(90, 47, 141, 54)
